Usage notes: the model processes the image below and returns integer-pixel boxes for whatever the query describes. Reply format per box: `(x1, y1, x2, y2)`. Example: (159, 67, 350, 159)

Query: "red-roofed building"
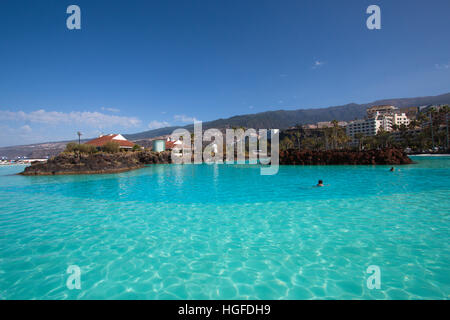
(166, 141, 176, 150)
(85, 134, 135, 149)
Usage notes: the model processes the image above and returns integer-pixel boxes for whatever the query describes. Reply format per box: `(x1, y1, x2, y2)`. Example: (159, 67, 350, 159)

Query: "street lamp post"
(446, 113, 449, 151)
(429, 113, 434, 149)
(77, 131, 82, 145)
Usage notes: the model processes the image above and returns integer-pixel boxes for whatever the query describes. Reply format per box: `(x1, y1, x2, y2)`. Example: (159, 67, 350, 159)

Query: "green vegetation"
(101, 141, 120, 153)
(64, 141, 123, 154)
(280, 122, 350, 151)
(132, 144, 142, 151)
(64, 142, 98, 154)
(382, 105, 448, 152)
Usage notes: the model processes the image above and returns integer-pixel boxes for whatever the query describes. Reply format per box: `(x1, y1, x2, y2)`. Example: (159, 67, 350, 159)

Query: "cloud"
(0, 109, 141, 128)
(101, 107, 120, 113)
(148, 120, 170, 129)
(312, 60, 325, 69)
(0, 109, 145, 147)
(173, 114, 199, 123)
(435, 63, 449, 70)
(0, 124, 43, 147)
(20, 125, 32, 133)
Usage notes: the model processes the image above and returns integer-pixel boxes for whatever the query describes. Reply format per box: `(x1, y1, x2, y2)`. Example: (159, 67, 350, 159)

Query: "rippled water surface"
(0, 157, 449, 299)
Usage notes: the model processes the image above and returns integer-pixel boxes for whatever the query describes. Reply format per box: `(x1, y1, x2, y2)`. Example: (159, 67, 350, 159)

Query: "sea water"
(0, 157, 448, 299)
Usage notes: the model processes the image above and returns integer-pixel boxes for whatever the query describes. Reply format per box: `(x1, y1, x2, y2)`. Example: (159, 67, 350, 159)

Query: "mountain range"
(125, 92, 450, 140)
(1, 92, 449, 159)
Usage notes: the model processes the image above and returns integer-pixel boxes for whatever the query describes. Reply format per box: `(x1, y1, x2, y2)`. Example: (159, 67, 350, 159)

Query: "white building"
(346, 105, 410, 143)
(393, 113, 410, 127)
(346, 117, 383, 138)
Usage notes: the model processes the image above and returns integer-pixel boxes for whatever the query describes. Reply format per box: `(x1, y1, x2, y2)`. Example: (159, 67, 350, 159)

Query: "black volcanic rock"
(20, 151, 171, 176)
(137, 150, 171, 164)
(20, 148, 412, 176)
(279, 148, 412, 165)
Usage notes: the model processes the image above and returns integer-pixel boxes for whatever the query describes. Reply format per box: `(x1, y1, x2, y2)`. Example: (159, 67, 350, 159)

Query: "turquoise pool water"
(0, 157, 449, 300)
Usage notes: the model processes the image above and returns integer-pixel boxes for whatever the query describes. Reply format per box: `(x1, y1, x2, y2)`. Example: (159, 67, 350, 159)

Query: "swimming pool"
(0, 156, 448, 299)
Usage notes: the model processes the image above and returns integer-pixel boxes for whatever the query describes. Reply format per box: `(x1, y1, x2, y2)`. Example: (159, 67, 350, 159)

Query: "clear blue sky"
(0, 0, 449, 146)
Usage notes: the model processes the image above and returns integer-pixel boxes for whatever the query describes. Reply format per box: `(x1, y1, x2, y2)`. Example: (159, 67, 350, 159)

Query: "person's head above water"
(317, 180, 324, 186)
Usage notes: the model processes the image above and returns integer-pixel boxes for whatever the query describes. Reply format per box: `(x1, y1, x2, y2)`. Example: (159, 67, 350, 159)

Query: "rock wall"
(20, 148, 412, 175)
(137, 150, 171, 164)
(279, 148, 412, 165)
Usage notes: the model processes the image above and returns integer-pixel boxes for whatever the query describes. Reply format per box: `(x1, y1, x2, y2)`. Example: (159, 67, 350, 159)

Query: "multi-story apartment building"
(346, 117, 392, 138)
(346, 105, 410, 143)
(393, 113, 410, 127)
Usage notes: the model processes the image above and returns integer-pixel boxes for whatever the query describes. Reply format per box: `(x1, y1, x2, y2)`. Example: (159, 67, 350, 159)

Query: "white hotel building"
(346, 105, 410, 142)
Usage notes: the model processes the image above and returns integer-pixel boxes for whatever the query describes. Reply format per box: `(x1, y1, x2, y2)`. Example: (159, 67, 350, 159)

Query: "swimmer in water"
(317, 180, 324, 187)
(390, 167, 395, 172)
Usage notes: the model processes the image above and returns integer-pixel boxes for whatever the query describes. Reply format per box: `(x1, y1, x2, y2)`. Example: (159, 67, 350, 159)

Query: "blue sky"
(0, 0, 449, 147)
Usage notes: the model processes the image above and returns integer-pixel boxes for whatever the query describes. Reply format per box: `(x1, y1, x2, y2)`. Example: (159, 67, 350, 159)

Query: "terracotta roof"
(165, 141, 176, 150)
(85, 134, 135, 148)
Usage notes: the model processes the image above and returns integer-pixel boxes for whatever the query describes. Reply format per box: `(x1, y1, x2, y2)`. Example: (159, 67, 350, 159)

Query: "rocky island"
(20, 151, 171, 176)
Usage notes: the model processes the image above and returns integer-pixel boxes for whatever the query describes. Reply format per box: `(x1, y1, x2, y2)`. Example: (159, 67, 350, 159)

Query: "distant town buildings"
(366, 105, 397, 118)
(0, 158, 47, 165)
(316, 121, 348, 129)
(418, 104, 447, 113)
(300, 121, 348, 130)
(346, 105, 411, 142)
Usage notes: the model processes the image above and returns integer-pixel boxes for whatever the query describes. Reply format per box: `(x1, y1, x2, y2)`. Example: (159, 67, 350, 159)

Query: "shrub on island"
(100, 141, 120, 153)
(64, 142, 98, 154)
(132, 144, 142, 152)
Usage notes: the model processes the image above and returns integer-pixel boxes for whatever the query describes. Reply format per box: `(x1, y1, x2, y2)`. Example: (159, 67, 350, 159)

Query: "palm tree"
(77, 131, 82, 145)
(190, 132, 195, 150)
(375, 129, 392, 148)
(365, 136, 377, 150)
(292, 130, 302, 150)
(354, 133, 365, 151)
(280, 136, 294, 150)
(391, 124, 399, 132)
(331, 120, 339, 149)
(338, 133, 351, 149)
(443, 105, 449, 150)
(429, 110, 435, 149)
(408, 119, 418, 130)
